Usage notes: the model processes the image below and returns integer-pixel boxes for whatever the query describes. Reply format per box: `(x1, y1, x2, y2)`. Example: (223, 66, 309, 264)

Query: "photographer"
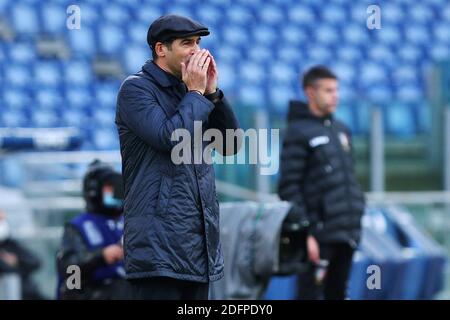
(56, 160, 128, 299)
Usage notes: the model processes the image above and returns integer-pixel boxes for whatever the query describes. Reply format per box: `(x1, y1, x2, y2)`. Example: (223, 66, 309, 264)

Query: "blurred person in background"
(0, 210, 46, 299)
(116, 14, 240, 300)
(56, 160, 128, 299)
(278, 66, 365, 300)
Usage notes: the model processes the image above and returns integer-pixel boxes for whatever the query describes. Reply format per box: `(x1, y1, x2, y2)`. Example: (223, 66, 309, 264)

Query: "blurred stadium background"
(0, 0, 449, 299)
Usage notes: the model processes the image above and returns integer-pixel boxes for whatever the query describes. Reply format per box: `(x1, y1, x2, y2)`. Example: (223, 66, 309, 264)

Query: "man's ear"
(305, 86, 314, 101)
(155, 42, 166, 58)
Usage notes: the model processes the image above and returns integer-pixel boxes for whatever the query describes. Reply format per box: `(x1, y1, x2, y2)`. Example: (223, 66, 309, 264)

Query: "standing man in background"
(278, 66, 365, 300)
(116, 15, 240, 300)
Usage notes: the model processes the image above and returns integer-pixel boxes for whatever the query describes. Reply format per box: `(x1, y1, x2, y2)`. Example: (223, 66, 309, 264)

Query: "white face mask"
(0, 221, 11, 242)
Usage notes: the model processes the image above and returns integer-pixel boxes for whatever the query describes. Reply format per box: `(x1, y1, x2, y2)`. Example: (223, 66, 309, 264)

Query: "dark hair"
(151, 40, 174, 60)
(302, 65, 337, 89)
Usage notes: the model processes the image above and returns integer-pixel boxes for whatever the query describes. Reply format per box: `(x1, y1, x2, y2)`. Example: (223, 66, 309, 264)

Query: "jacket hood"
(287, 100, 333, 122)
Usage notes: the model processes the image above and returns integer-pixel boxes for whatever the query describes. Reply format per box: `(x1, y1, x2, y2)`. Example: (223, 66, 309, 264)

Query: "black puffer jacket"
(278, 101, 365, 248)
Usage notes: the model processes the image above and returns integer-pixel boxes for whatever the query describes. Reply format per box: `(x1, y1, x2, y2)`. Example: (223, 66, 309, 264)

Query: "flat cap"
(147, 14, 210, 47)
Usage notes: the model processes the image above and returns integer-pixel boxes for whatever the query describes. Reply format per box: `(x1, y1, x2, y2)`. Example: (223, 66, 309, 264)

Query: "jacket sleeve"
(117, 80, 215, 153)
(56, 224, 105, 281)
(206, 90, 242, 156)
(6, 240, 41, 276)
(277, 125, 311, 228)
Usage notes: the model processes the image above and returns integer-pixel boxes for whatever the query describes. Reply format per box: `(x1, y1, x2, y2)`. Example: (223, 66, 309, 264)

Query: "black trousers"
(297, 242, 355, 300)
(128, 276, 209, 300)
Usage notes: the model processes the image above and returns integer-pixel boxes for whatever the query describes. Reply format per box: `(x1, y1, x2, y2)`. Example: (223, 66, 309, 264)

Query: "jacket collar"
(142, 60, 182, 88)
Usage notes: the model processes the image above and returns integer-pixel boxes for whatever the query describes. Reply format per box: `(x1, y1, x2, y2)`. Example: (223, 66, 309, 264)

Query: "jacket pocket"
(157, 174, 173, 215)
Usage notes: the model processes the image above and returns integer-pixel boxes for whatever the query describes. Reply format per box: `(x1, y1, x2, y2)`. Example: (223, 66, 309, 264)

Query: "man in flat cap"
(115, 14, 241, 299)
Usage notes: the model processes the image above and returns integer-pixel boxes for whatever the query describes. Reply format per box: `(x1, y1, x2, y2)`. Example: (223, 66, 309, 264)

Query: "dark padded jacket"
(278, 101, 365, 248)
(115, 60, 240, 283)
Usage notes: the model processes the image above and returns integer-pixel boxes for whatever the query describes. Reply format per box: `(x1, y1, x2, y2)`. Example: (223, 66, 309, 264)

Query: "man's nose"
(191, 44, 201, 55)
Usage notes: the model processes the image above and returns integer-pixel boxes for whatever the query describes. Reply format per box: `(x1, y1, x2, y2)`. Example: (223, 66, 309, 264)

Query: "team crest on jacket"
(339, 132, 350, 152)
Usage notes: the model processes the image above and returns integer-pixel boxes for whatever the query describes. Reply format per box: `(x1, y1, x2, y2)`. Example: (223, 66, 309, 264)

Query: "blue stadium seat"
(258, 5, 284, 25)
(6, 42, 35, 63)
(332, 62, 356, 84)
(226, 5, 253, 25)
(40, 3, 66, 34)
(396, 85, 423, 103)
(103, 3, 130, 24)
(3, 88, 31, 110)
(4, 63, 30, 88)
(65, 87, 94, 110)
(321, 4, 346, 25)
(216, 44, 242, 62)
(268, 85, 296, 112)
(61, 109, 86, 127)
(367, 85, 394, 104)
(11, 3, 39, 35)
(384, 103, 416, 137)
(0, 109, 28, 127)
(239, 62, 266, 85)
(315, 25, 339, 46)
(98, 24, 125, 55)
(63, 60, 93, 86)
(376, 25, 401, 46)
(222, 26, 249, 45)
(305, 45, 333, 62)
(430, 44, 450, 61)
(92, 108, 116, 127)
(238, 85, 266, 107)
(270, 62, 296, 84)
(282, 25, 308, 46)
(92, 129, 119, 150)
(137, 6, 163, 24)
(34, 61, 62, 88)
(196, 5, 223, 26)
(31, 109, 59, 128)
(338, 86, 357, 102)
(393, 65, 419, 85)
(94, 81, 121, 108)
(368, 44, 396, 66)
(405, 24, 430, 46)
(289, 4, 315, 25)
(127, 23, 148, 45)
(68, 27, 97, 56)
(409, 4, 434, 24)
(277, 47, 303, 64)
(434, 21, 450, 45)
(360, 63, 388, 86)
(337, 45, 363, 62)
(252, 25, 277, 46)
(123, 45, 149, 74)
(382, 3, 404, 23)
(246, 44, 274, 63)
(35, 88, 63, 110)
(398, 44, 423, 63)
(215, 62, 235, 91)
(343, 24, 369, 45)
